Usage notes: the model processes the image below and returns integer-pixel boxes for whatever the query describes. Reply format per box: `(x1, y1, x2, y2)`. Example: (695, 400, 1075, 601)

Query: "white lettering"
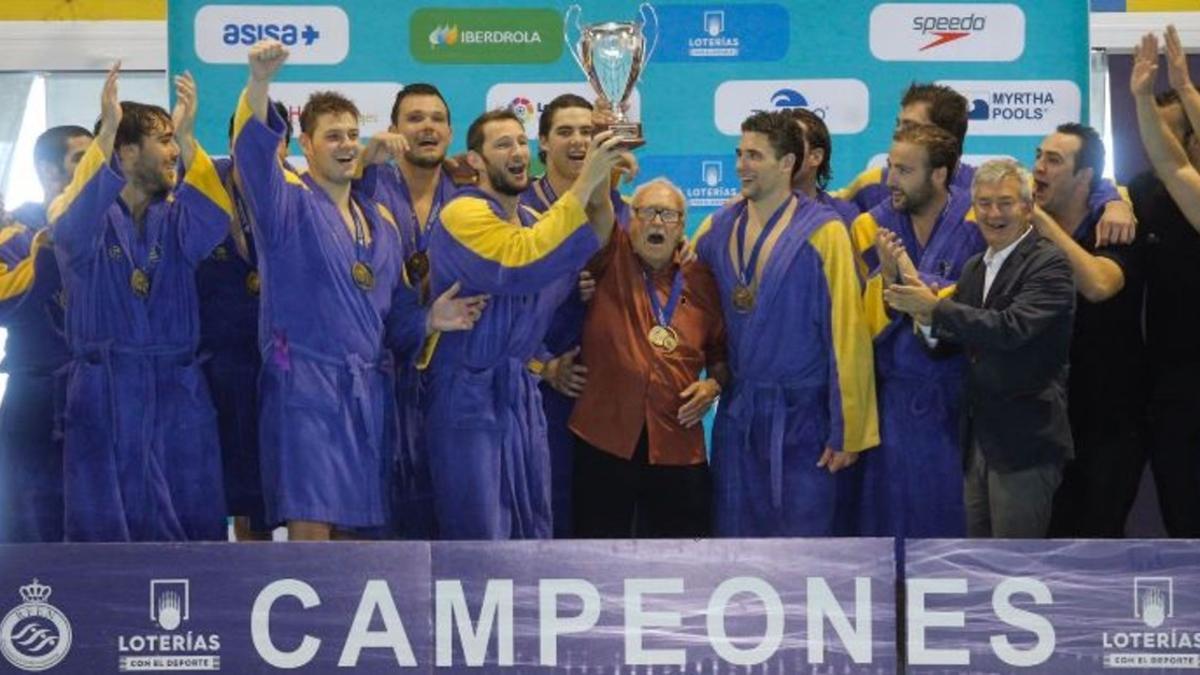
(707, 577, 784, 665)
(252, 579, 322, 669)
(338, 580, 416, 667)
(991, 578, 1054, 667)
(907, 578, 969, 666)
(435, 579, 514, 667)
(539, 579, 601, 666)
(807, 577, 873, 664)
(625, 578, 686, 666)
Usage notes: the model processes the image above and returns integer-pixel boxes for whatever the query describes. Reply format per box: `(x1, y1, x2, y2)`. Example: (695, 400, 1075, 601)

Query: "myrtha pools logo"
(0, 578, 72, 671)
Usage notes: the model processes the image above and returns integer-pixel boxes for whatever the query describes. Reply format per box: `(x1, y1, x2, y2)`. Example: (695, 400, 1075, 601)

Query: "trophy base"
(598, 121, 645, 149)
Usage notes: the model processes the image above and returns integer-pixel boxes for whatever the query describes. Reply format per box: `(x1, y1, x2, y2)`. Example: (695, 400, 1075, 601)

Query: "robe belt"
(724, 371, 825, 511)
(68, 341, 197, 530)
(267, 336, 395, 457)
(475, 356, 544, 534)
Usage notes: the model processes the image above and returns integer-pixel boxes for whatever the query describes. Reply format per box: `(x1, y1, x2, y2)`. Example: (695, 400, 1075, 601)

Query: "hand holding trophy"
(564, 3, 658, 149)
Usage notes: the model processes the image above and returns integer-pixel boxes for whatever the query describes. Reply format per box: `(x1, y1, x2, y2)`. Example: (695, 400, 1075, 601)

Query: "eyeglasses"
(634, 206, 683, 224)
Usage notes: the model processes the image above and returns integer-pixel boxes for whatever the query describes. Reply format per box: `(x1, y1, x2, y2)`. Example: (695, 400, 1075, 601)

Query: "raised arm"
(168, 72, 233, 265)
(46, 62, 126, 265)
(1134, 31, 1200, 227)
(1167, 25, 1200, 145)
(566, 130, 631, 247)
(231, 40, 298, 247)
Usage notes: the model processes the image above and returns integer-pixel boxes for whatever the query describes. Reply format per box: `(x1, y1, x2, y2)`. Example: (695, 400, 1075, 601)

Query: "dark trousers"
(964, 441, 1062, 538)
(1144, 368, 1200, 537)
(1048, 426, 1145, 538)
(572, 431, 711, 539)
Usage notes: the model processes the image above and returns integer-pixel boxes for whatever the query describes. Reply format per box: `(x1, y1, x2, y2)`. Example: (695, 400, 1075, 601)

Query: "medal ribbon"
(397, 169, 450, 256)
(643, 265, 685, 329)
(229, 179, 257, 263)
(349, 198, 369, 264)
(734, 195, 795, 287)
(114, 204, 163, 285)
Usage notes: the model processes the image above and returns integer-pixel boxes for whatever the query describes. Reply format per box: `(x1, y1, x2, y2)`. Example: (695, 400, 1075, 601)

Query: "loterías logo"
(869, 3, 1025, 62)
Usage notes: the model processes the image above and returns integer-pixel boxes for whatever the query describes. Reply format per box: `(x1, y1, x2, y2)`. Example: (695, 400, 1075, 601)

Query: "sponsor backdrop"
(906, 540, 1200, 673)
(166, 0, 1087, 231)
(7, 539, 1200, 673)
(0, 539, 895, 673)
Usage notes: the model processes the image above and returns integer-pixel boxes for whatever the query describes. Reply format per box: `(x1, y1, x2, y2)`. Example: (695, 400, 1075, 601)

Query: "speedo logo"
(911, 13, 986, 51)
(869, 4, 1024, 62)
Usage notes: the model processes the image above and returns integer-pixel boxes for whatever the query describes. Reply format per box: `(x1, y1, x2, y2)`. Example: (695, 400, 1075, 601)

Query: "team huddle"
(1, 30, 1198, 543)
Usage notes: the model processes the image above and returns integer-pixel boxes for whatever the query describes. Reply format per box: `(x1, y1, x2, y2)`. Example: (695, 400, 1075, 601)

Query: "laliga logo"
(507, 97, 536, 125)
(429, 24, 460, 47)
(0, 579, 72, 672)
(912, 13, 986, 51)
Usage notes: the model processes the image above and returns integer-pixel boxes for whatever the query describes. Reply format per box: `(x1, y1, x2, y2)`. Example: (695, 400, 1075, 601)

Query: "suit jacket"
(931, 231, 1076, 472)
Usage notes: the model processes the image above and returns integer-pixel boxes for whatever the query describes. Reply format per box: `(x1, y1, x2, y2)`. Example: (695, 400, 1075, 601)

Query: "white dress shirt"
(918, 225, 1034, 345)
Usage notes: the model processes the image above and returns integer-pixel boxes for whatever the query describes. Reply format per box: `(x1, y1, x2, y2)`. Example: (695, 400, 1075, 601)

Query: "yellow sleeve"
(811, 220, 880, 454)
(47, 140, 109, 226)
(440, 191, 588, 268)
(832, 166, 883, 202)
(0, 227, 46, 303)
(183, 142, 234, 218)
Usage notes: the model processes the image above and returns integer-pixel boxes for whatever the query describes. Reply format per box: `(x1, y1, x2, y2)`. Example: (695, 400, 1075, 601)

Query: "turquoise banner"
(168, 0, 1089, 228)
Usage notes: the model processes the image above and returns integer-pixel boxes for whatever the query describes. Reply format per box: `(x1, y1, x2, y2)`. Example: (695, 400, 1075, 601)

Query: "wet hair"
(1055, 122, 1105, 190)
(892, 122, 960, 190)
(783, 108, 831, 189)
(740, 110, 805, 178)
(94, 102, 171, 151)
(299, 91, 359, 136)
(467, 109, 524, 153)
(34, 125, 93, 168)
(901, 82, 969, 153)
(390, 83, 451, 126)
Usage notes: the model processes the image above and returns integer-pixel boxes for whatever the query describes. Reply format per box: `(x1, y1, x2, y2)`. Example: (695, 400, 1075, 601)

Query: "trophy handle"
(563, 4, 586, 74)
(638, 2, 660, 66)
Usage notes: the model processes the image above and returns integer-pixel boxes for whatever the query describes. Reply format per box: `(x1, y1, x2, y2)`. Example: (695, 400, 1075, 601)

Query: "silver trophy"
(564, 3, 658, 148)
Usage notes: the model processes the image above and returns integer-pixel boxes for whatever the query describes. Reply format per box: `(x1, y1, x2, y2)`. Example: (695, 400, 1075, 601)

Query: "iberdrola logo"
(428, 24, 460, 47)
(410, 8, 562, 64)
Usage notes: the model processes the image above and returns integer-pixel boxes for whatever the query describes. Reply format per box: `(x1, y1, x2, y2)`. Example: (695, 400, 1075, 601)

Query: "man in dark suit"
(884, 158, 1076, 538)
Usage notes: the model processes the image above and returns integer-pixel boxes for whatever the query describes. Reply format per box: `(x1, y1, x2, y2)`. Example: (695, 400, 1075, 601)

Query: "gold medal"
(130, 269, 151, 298)
(246, 270, 261, 296)
(648, 325, 669, 348)
(405, 251, 430, 284)
(660, 328, 679, 353)
(352, 261, 375, 291)
(732, 284, 755, 312)
(647, 325, 679, 353)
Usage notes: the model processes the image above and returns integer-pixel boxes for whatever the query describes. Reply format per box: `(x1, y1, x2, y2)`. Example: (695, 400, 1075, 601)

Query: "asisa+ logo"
(223, 22, 321, 46)
(195, 6, 349, 65)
